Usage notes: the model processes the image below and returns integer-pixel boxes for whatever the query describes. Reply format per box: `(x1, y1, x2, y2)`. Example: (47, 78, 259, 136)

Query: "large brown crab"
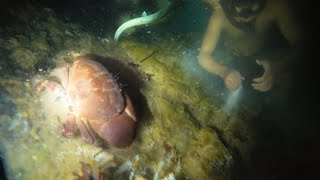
(40, 56, 137, 148)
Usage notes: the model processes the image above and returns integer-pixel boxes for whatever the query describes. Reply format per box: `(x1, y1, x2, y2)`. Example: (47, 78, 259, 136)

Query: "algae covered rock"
(10, 48, 39, 71)
(182, 129, 233, 179)
(118, 40, 256, 179)
(31, 38, 50, 52)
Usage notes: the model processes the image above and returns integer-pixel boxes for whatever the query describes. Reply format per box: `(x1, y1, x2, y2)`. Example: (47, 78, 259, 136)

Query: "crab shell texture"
(68, 56, 137, 148)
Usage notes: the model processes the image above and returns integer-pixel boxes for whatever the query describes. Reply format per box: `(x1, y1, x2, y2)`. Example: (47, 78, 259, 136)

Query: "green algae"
(119, 40, 257, 179)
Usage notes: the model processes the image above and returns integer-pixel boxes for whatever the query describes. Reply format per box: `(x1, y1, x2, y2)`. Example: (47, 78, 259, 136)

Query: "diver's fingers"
(253, 66, 273, 83)
(252, 81, 272, 92)
(225, 71, 244, 91)
(251, 82, 265, 92)
(257, 59, 271, 71)
(225, 78, 240, 91)
(225, 79, 236, 91)
(253, 74, 266, 83)
(253, 73, 273, 84)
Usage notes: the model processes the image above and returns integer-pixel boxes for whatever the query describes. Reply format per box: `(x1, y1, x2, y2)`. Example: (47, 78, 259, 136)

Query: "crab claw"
(98, 94, 137, 148)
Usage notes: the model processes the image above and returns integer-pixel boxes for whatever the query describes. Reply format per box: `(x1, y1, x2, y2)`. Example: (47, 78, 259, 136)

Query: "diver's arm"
(252, 0, 302, 92)
(272, 0, 302, 73)
(199, 13, 230, 78)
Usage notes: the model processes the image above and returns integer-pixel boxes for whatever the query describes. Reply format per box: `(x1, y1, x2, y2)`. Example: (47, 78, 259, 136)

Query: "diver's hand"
(224, 69, 244, 92)
(198, 54, 243, 91)
(252, 59, 273, 92)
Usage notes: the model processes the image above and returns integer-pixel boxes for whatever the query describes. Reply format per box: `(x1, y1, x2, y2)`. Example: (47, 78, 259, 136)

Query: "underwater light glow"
(223, 85, 243, 115)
